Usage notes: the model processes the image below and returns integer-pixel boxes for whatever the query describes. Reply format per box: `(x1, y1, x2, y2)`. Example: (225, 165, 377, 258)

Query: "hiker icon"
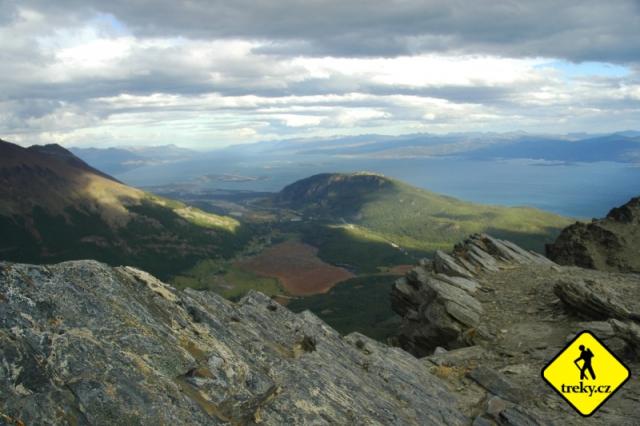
(574, 345, 596, 380)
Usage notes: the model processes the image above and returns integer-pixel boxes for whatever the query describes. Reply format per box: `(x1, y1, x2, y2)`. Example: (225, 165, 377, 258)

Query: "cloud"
(0, 1, 639, 147)
(8, 0, 639, 62)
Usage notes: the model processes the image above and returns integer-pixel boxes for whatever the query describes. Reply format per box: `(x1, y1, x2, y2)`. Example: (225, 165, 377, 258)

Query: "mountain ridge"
(546, 196, 640, 272)
(0, 139, 242, 279)
(391, 232, 640, 423)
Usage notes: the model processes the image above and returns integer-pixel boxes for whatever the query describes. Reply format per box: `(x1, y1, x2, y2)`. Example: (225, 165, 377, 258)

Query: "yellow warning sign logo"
(542, 330, 630, 417)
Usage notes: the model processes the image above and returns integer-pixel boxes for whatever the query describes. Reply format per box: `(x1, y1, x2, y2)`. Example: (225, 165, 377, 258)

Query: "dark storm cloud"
(13, 0, 640, 63)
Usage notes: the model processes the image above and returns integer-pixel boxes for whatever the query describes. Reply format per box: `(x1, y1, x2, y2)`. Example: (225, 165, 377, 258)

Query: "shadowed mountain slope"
(0, 139, 243, 279)
(546, 196, 640, 272)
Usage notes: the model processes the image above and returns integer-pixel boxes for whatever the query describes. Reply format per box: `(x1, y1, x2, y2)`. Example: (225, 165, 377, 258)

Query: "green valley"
(0, 143, 573, 341)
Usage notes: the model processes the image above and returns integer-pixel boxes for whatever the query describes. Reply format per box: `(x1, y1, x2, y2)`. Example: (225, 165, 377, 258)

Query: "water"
(117, 153, 640, 218)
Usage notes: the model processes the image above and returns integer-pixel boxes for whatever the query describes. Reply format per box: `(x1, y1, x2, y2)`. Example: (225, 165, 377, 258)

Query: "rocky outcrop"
(391, 233, 553, 356)
(554, 279, 640, 321)
(0, 260, 466, 425)
(554, 275, 640, 354)
(393, 233, 640, 424)
(546, 196, 640, 272)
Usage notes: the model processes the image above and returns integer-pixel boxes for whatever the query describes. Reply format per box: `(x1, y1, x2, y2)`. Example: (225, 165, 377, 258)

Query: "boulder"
(610, 319, 640, 351)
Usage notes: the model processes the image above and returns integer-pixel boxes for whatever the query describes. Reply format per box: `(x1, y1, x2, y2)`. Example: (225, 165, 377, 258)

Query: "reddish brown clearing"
(235, 241, 354, 296)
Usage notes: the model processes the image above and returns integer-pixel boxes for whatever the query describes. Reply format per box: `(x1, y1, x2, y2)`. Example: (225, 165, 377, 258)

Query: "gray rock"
(0, 260, 468, 425)
(486, 396, 508, 418)
(392, 235, 552, 357)
(481, 234, 531, 263)
(427, 277, 484, 316)
(394, 274, 484, 354)
(426, 345, 496, 367)
(610, 319, 640, 351)
(498, 406, 546, 426)
(472, 415, 496, 426)
(468, 367, 526, 404)
(445, 300, 482, 328)
(456, 234, 554, 270)
(500, 240, 554, 266)
(434, 346, 448, 355)
(554, 279, 635, 320)
(546, 197, 640, 273)
(467, 244, 501, 272)
(435, 273, 480, 294)
(393, 232, 640, 424)
(575, 321, 616, 338)
(434, 250, 476, 278)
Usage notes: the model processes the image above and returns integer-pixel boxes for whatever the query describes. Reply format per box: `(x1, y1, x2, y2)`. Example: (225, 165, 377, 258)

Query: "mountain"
(275, 172, 572, 254)
(0, 259, 465, 425)
(546, 196, 640, 272)
(0, 139, 243, 279)
(70, 144, 195, 175)
(467, 134, 640, 163)
(615, 130, 640, 138)
(69, 146, 145, 174)
(224, 132, 524, 159)
(230, 131, 640, 163)
(391, 233, 640, 422)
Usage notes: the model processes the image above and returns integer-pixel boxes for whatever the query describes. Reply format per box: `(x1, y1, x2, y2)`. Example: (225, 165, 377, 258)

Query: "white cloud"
(295, 55, 548, 87)
(0, 2, 639, 147)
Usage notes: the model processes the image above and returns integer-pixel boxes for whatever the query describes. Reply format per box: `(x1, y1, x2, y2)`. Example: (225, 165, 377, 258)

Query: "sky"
(1, 0, 640, 149)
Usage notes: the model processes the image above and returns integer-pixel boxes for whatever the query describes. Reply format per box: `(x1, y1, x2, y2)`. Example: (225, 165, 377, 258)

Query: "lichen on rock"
(0, 260, 466, 425)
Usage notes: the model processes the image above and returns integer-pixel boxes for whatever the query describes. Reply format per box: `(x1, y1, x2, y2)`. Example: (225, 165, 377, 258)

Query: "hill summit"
(276, 172, 393, 216)
(275, 172, 571, 253)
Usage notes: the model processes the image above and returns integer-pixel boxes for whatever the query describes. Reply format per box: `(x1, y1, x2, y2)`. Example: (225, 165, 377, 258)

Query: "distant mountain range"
(70, 144, 195, 175)
(285, 132, 640, 162)
(69, 131, 640, 178)
(0, 139, 244, 279)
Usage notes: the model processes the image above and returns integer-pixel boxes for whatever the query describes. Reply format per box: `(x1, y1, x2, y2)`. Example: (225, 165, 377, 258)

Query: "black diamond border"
(541, 330, 631, 417)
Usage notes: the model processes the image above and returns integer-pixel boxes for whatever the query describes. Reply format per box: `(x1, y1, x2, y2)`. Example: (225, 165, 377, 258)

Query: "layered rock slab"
(0, 260, 466, 425)
(391, 233, 550, 356)
(393, 233, 640, 424)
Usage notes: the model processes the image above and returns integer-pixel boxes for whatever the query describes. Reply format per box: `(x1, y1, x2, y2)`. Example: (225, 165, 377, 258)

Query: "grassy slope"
(277, 173, 572, 272)
(358, 178, 571, 252)
(171, 259, 283, 301)
(0, 141, 246, 280)
(0, 200, 249, 281)
(294, 222, 417, 274)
